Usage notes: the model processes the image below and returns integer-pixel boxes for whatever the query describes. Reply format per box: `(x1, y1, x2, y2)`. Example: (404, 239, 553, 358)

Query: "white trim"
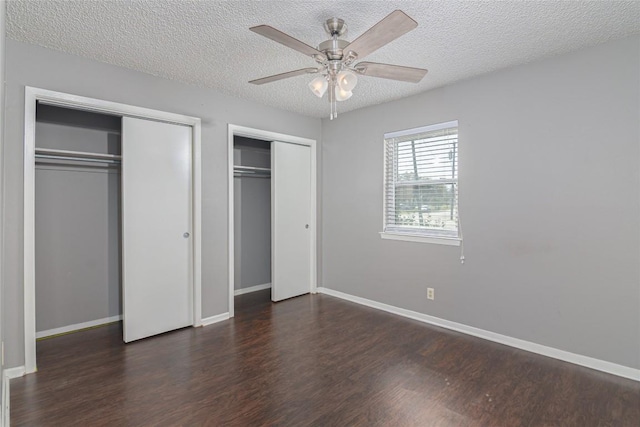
(2, 367, 26, 427)
(24, 88, 36, 374)
(35, 92, 199, 126)
(192, 121, 203, 327)
(227, 124, 318, 318)
(201, 313, 230, 326)
(317, 287, 640, 382)
(234, 283, 271, 296)
(35, 315, 122, 339)
(23, 87, 203, 374)
(385, 120, 459, 139)
(1, 4, 6, 425)
(228, 129, 235, 318)
(2, 371, 8, 427)
(379, 232, 461, 246)
(4, 367, 25, 379)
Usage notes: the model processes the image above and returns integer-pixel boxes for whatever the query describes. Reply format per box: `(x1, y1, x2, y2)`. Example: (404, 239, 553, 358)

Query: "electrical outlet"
(427, 287, 435, 300)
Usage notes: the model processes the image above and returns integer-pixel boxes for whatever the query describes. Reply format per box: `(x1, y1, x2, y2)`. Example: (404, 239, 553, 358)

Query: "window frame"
(380, 120, 461, 246)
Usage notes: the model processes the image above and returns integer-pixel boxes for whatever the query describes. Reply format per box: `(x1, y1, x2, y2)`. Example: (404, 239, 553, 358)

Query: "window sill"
(379, 232, 461, 246)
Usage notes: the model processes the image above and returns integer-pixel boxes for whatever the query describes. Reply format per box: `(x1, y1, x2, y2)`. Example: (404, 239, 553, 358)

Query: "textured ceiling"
(6, 1, 640, 118)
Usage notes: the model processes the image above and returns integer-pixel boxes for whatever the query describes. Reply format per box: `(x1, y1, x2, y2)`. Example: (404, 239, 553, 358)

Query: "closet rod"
(233, 165, 271, 172)
(234, 169, 270, 175)
(35, 154, 121, 165)
(234, 170, 270, 174)
(35, 148, 122, 161)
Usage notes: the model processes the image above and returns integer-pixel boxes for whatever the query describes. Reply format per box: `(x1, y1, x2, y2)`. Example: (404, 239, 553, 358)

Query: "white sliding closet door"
(122, 117, 192, 342)
(271, 142, 312, 302)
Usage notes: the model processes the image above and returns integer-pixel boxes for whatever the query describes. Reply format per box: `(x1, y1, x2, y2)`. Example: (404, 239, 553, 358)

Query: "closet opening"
(233, 136, 272, 311)
(34, 103, 123, 350)
(228, 124, 317, 318)
(24, 87, 202, 374)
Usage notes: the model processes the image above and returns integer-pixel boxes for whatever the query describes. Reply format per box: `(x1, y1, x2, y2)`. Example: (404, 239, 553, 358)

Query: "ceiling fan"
(249, 10, 428, 119)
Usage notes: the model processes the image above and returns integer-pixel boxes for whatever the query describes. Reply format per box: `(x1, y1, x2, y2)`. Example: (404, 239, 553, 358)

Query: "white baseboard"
(201, 312, 230, 326)
(234, 283, 271, 296)
(36, 315, 122, 339)
(4, 367, 26, 380)
(317, 287, 640, 382)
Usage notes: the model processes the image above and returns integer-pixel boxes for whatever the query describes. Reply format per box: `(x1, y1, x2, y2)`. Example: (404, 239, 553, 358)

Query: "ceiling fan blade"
(250, 25, 327, 59)
(249, 68, 319, 85)
(343, 10, 417, 60)
(355, 62, 428, 83)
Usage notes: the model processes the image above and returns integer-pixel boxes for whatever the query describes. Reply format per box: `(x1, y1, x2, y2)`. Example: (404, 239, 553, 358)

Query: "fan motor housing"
(318, 39, 349, 60)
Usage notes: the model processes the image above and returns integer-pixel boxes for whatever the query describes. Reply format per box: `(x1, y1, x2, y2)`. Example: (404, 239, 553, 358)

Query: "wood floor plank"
(11, 290, 640, 426)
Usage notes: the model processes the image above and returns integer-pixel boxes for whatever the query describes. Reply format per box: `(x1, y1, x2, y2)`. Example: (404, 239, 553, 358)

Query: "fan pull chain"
(329, 77, 337, 120)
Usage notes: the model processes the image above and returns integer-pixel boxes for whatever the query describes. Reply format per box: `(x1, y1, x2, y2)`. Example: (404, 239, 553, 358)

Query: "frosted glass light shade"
(308, 76, 328, 97)
(335, 86, 353, 101)
(337, 70, 358, 92)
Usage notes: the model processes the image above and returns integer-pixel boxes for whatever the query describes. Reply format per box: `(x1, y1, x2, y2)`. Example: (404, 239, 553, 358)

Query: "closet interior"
(233, 136, 272, 305)
(34, 103, 122, 341)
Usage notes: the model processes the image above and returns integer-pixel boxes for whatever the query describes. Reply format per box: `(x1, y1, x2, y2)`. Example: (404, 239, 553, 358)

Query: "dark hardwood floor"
(11, 290, 640, 426)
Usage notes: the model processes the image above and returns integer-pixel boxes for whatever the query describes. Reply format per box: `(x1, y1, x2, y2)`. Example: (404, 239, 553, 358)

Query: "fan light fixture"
(315, 70, 356, 106)
(334, 85, 353, 101)
(249, 10, 428, 120)
(337, 70, 358, 92)
(309, 76, 328, 97)
(309, 69, 355, 116)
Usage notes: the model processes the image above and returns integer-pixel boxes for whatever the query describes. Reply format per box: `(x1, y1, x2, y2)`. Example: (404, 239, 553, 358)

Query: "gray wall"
(321, 36, 640, 369)
(3, 40, 321, 368)
(234, 137, 271, 290)
(35, 106, 121, 332)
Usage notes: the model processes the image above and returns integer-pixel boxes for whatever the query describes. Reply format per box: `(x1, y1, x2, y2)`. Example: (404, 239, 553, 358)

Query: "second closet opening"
(233, 136, 272, 308)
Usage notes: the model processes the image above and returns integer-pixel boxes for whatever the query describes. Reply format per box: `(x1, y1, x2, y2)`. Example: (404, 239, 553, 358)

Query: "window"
(382, 121, 460, 245)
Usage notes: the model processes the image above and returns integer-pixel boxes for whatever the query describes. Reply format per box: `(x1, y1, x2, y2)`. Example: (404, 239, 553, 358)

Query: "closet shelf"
(233, 165, 271, 178)
(233, 174, 270, 178)
(35, 148, 121, 164)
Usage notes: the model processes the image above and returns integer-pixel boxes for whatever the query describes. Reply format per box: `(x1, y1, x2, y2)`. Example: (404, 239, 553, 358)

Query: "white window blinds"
(384, 121, 459, 239)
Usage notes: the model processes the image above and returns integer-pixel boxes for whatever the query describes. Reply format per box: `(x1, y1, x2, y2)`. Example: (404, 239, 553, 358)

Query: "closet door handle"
(183, 232, 190, 238)
(305, 224, 309, 229)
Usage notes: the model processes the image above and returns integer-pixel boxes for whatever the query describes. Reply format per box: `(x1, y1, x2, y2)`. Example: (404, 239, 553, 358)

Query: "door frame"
(227, 124, 317, 317)
(23, 87, 202, 374)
